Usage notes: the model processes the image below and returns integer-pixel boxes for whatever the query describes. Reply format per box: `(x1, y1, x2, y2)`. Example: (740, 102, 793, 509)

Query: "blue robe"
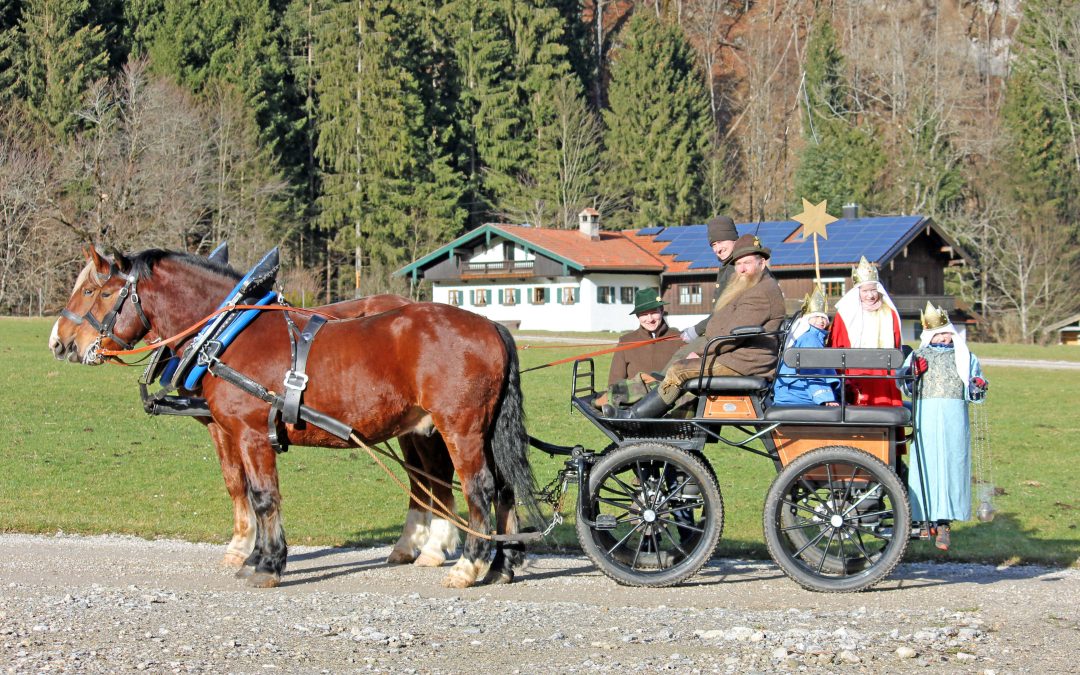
(902, 345, 986, 522)
(772, 325, 838, 406)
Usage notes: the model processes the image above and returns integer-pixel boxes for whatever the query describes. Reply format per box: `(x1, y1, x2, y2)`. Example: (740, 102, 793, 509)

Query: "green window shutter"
(469, 290, 475, 305)
(485, 290, 492, 304)
(542, 288, 550, 303)
(557, 288, 563, 304)
(514, 289, 521, 304)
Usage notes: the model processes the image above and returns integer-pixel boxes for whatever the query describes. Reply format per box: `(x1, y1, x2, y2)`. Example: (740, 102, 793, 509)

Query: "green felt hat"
(630, 288, 665, 315)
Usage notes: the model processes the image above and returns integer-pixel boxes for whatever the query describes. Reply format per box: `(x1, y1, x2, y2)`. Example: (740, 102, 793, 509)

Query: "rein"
(519, 334, 680, 374)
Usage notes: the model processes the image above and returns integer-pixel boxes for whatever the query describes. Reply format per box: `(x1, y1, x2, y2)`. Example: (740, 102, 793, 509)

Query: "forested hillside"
(1, 0, 1077, 342)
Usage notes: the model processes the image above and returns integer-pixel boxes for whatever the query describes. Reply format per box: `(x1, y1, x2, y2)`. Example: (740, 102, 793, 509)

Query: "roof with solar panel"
(637, 215, 942, 274)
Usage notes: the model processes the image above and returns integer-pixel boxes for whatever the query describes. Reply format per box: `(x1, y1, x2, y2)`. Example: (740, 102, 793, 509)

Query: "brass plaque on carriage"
(703, 395, 757, 419)
(771, 425, 890, 467)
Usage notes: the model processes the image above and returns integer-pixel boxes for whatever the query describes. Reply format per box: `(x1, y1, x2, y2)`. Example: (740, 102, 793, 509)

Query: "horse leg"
(387, 435, 431, 565)
(482, 483, 524, 585)
(440, 436, 493, 588)
(205, 422, 255, 569)
(414, 433, 460, 568)
(235, 429, 287, 588)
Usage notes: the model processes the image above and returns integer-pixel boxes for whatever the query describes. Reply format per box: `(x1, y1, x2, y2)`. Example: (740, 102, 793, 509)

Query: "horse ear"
(88, 246, 112, 276)
(106, 246, 131, 274)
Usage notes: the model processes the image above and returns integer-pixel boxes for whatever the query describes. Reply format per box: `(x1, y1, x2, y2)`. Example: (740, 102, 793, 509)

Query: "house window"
(500, 288, 520, 306)
(447, 290, 463, 306)
(530, 287, 549, 304)
(557, 287, 576, 305)
(820, 277, 845, 297)
(596, 286, 616, 304)
(678, 284, 702, 305)
(916, 276, 927, 295)
(470, 289, 491, 306)
(620, 287, 637, 304)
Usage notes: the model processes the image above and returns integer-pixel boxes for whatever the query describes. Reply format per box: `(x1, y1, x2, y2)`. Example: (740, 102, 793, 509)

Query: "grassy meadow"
(2, 317, 1077, 568)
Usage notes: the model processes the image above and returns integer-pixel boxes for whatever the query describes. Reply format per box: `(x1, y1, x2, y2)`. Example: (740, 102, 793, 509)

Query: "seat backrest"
(783, 347, 906, 371)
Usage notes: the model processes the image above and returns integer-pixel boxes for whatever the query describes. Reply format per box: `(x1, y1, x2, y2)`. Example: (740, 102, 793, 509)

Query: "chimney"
(578, 207, 600, 240)
(842, 203, 860, 219)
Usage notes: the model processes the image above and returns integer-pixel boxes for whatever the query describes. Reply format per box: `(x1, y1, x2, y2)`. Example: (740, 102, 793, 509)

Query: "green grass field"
(3, 317, 1077, 567)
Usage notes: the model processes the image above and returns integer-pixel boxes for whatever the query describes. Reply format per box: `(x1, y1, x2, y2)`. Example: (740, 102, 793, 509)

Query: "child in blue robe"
(772, 291, 839, 407)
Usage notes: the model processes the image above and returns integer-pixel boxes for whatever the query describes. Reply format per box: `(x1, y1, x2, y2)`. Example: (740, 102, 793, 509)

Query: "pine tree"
(601, 12, 710, 229)
(314, 0, 463, 295)
(4, 0, 108, 137)
(441, 0, 525, 226)
(792, 12, 883, 214)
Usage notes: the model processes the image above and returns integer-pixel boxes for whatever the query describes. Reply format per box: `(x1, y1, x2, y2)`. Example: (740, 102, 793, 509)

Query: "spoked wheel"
(764, 445, 910, 592)
(576, 443, 723, 587)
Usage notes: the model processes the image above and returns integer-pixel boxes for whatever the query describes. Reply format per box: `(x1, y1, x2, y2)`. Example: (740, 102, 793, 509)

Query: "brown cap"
(706, 216, 738, 244)
(730, 233, 771, 261)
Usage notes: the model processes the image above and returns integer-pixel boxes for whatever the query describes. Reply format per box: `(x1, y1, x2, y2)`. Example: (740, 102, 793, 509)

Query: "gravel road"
(1, 534, 1076, 673)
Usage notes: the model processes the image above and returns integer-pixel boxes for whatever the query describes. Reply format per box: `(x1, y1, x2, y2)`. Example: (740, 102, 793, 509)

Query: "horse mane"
(129, 249, 241, 282)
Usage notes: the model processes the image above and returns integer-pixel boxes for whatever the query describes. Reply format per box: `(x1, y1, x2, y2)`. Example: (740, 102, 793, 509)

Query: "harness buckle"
(283, 370, 309, 391)
(198, 340, 223, 366)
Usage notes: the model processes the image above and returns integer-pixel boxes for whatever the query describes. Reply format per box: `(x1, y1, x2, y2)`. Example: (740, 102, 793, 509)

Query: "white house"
(397, 210, 672, 332)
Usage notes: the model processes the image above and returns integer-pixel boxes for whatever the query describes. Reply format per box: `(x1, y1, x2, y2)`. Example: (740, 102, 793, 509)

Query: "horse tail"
(490, 322, 542, 527)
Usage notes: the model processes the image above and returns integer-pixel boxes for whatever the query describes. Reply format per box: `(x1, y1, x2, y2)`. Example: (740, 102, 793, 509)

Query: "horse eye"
(83, 288, 94, 295)
(101, 291, 112, 298)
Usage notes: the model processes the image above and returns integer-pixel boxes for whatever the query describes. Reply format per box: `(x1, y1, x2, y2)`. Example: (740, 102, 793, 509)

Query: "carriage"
(52, 245, 932, 593)
(529, 325, 921, 593)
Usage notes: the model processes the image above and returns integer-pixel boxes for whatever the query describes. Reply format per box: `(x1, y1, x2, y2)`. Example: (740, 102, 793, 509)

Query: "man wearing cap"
(607, 288, 682, 392)
(608, 233, 786, 419)
(828, 256, 902, 406)
(679, 215, 741, 344)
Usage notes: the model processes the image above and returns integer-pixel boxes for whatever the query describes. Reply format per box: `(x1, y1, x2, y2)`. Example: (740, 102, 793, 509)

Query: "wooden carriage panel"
(702, 395, 758, 420)
(771, 425, 890, 468)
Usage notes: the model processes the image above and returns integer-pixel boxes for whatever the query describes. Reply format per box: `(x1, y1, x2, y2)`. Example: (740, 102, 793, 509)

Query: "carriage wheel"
(576, 443, 723, 587)
(764, 445, 910, 593)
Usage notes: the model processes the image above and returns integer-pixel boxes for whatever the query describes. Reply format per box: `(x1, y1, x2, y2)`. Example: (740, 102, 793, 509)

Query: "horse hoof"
(386, 549, 416, 565)
(247, 572, 280, 588)
(234, 565, 255, 579)
(481, 569, 514, 585)
(440, 572, 474, 589)
(413, 552, 446, 568)
(222, 552, 248, 569)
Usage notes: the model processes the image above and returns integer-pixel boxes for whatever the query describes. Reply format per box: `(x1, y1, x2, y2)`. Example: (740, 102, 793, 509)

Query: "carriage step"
(593, 514, 618, 530)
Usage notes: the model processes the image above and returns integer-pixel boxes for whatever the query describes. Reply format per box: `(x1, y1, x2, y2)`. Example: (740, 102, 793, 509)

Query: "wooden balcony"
(460, 260, 536, 279)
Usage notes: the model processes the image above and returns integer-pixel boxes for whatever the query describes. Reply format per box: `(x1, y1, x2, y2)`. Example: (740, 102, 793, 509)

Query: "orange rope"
(520, 333, 680, 373)
(97, 305, 336, 357)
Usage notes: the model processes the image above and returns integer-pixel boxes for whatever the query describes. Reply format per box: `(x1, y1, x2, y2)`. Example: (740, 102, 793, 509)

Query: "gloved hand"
(970, 376, 988, 395)
(680, 326, 698, 343)
(912, 356, 928, 377)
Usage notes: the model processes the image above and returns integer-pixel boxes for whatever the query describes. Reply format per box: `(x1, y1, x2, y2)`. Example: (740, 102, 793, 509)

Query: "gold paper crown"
(802, 284, 829, 316)
(852, 256, 879, 286)
(920, 301, 950, 330)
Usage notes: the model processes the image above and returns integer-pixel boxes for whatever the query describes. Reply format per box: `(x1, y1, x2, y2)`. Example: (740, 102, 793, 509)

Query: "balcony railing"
(461, 260, 535, 277)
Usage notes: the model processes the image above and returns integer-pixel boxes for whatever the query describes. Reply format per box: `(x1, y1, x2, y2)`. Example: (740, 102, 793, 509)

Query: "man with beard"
(828, 256, 903, 406)
(607, 234, 786, 420)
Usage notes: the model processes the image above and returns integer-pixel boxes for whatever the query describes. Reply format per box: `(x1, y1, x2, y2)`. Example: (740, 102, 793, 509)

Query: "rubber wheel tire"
(576, 442, 723, 587)
(764, 445, 910, 592)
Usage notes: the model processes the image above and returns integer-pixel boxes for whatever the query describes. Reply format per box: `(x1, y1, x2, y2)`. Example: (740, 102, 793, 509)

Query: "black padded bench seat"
(682, 376, 770, 394)
(763, 405, 910, 425)
(763, 405, 843, 423)
(843, 405, 911, 425)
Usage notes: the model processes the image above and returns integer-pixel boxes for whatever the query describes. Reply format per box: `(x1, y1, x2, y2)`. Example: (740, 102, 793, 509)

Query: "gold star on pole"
(793, 198, 837, 240)
(792, 198, 838, 282)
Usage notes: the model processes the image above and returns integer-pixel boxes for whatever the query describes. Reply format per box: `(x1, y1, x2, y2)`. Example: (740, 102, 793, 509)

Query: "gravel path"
(1, 534, 1076, 673)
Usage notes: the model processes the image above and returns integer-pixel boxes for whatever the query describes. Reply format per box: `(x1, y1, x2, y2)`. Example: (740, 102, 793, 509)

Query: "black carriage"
(531, 318, 923, 593)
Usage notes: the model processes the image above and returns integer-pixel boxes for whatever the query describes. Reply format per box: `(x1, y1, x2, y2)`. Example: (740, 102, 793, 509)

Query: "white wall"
(433, 272, 667, 332)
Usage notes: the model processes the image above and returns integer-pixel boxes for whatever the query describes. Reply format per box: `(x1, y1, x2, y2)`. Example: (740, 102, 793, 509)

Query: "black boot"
(602, 388, 673, 420)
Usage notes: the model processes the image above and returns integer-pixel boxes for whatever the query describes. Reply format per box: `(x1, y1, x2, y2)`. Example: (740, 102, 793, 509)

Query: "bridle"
(61, 262, 152, 351)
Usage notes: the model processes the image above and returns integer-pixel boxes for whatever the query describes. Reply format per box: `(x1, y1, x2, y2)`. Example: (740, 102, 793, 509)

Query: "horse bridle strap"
(63, 269, 152, 351)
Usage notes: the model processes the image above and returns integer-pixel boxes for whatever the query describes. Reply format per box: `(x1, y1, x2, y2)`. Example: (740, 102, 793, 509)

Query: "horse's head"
(49, 247, 152, 365)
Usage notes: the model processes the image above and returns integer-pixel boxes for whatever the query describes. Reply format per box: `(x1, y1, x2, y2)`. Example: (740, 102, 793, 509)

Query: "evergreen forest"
(1, 0, 1078, 342)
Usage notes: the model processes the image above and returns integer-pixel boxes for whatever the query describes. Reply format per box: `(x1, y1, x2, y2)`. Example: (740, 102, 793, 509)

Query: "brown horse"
(49, 248, 538, 588)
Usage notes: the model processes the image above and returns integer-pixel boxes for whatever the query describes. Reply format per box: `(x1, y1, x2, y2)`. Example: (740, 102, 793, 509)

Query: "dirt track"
(1, 533, 1076, 673)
